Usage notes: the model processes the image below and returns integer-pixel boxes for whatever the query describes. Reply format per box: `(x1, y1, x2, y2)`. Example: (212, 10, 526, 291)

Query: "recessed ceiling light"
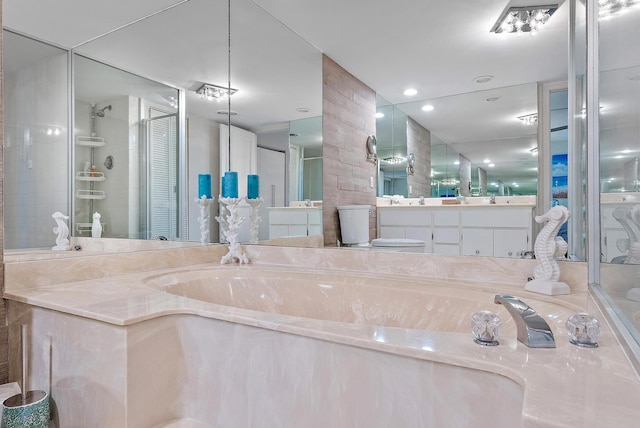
(421, 104, 435, 112)
(375, 112, 385, 118)
(404, 88, 418, 96)
(474, 75, 494, 84)
(488, 163, 495, 168)
(485, 96, 500, 102)
(483, 159, 491, 164)
(622, 149, 632, 153)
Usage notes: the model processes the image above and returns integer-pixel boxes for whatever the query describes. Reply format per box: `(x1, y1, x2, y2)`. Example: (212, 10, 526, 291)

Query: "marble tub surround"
(3, 246, 638, 427)
(4, 244, 229, 291)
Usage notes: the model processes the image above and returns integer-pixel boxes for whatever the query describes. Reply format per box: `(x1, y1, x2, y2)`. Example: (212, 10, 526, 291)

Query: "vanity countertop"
(2, 245, 639, 428)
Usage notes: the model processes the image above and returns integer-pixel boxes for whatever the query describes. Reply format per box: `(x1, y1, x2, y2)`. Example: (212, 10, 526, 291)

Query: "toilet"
(337, 205, 426, 252)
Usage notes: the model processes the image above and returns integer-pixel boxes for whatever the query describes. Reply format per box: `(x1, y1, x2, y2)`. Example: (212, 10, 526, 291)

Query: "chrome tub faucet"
(494, 294, 556, 348)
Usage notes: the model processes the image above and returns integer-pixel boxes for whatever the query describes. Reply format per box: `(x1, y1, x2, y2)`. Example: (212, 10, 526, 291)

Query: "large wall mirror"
(2, 0, 322, 254)
(597, 4, 640, 356)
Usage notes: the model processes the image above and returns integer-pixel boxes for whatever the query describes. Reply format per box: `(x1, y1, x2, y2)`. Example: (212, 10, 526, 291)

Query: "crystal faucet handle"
(566, 313, 601, 348)
(471, 310, 502, 346)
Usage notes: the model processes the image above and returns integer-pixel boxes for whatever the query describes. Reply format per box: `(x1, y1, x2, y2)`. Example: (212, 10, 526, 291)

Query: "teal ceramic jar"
(1, 390, 49, 428)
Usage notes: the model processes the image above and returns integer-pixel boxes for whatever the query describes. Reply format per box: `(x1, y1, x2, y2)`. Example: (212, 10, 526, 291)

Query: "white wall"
(187, 116, 220, 242)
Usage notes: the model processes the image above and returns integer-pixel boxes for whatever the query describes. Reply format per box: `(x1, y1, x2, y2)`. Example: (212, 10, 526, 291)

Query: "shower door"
(141, 109, 178, 240)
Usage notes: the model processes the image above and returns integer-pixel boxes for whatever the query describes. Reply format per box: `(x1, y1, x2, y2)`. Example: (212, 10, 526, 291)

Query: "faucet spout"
(494, 294, 556, 348)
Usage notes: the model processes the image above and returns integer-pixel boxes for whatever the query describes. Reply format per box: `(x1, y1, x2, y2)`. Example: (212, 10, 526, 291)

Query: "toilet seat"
(371, 238, 425, 247)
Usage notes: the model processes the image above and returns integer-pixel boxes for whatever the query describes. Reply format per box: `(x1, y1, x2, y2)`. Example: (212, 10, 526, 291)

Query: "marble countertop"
(3, 248, 640, 428)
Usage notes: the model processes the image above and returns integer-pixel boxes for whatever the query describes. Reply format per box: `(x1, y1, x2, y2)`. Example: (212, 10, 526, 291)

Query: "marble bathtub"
(3, 245, 640, 427)
(144, 266, 529, 335)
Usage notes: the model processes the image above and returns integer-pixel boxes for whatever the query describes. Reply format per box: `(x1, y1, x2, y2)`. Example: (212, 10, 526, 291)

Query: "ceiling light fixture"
(422, 104, 435, 112)
(382, 156, 406, 165)
(404, 88, 418, 96)
(599, 0, 639, 18)
(196, 83, 237, 101)
(517, 113, 538, 125)
(491, 4, 558, 37)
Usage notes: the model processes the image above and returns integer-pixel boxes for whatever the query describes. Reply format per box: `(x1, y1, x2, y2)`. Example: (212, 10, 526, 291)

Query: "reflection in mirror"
(2, 0, 323, 254)
(2, 31, 69, 250)
(597, 4, 640, 362)
(289, 116, 322, 203)
(73, 54, 179, 240)
(375, 96, 409, 197)
(397, 83, 539, 198)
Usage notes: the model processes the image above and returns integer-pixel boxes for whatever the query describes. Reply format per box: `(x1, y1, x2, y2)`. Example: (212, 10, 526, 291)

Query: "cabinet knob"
(475, 250, 480, 255)
(508, 251, 513, 256)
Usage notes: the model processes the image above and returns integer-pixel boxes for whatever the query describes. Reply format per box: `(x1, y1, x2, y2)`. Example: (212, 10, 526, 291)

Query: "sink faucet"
(494, 294, 556, 348)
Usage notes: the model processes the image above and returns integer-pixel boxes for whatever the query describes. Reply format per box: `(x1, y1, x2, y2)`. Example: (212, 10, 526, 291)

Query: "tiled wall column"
(407, 117, 431, 197)
(322, 55, 377, 246)
(0, 2, 9, 383)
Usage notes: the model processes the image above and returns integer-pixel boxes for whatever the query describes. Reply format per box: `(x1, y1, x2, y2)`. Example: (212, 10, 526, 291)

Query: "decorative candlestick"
(195, 195, 214, 245)
(216, 196, 249, 264)
(245, 197, 263, 244)
(51, 212, 71, 251)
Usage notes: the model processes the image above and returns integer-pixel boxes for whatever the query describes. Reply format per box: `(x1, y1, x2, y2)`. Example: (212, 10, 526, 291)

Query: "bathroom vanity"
(377, 202, 535, 257)
(268, 206, 322, 239)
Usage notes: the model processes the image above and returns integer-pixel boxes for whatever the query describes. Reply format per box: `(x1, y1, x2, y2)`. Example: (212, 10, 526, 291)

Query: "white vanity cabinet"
(461, 207, 534, 258)
(377, 205, 534, 257)
(432, 209, 460, 255)
(268, 207, 322, 239)
(377, 207, 433, 252)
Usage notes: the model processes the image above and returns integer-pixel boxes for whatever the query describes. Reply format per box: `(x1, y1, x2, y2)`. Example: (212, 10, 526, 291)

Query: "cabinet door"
(494, 229, 529, 258)
(462, 228, 493, 256)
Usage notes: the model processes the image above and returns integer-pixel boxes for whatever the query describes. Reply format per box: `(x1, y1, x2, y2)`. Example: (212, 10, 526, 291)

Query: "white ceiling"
(3, 0, 639, 194)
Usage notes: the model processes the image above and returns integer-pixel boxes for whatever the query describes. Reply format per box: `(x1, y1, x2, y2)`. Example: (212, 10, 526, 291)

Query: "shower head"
(96, 105, 112, 117)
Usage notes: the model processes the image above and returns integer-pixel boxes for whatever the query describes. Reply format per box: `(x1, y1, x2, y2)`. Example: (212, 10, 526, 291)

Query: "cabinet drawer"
(433, 226, 459, 244)
(462, 207, 532, 228)
(378, 208, 430, 226)
(307, 209, 322, 224)
(269, 210, 307, 224)
(379, 226, 407, 239)
(433, 209, 459, 226)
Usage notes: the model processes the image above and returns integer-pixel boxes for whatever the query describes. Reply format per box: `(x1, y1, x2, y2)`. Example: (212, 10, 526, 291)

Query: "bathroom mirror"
(596, 3, 640, 356)
(2, 0, 323, 252)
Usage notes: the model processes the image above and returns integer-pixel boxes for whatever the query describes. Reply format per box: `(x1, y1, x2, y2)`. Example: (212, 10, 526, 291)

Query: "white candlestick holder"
(194, 195, 214, 245)
(245, 197, 263, 244)
(216, 196, 249, 264)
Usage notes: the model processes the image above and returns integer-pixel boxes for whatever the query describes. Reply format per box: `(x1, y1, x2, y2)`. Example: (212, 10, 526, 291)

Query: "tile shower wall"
(2, 40, 68, 249)
(1, 8, 9, 383)
(407, 117, 431, 197)
(322, 55, 377, 246)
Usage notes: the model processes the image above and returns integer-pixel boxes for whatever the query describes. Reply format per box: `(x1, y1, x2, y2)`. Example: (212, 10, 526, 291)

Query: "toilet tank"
(337, 205, 370, 245)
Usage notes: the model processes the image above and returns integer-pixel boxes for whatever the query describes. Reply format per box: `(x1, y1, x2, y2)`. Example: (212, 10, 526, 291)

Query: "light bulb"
(529, 19, 538, 29)
(515, 18, 524, 29)
(535, 10, 544, 20)
(530, 28, 538, 37)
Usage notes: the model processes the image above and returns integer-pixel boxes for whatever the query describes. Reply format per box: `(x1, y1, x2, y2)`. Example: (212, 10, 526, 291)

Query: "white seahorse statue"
(525, 205, 571, 295)
(52, 212, 71, 251)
